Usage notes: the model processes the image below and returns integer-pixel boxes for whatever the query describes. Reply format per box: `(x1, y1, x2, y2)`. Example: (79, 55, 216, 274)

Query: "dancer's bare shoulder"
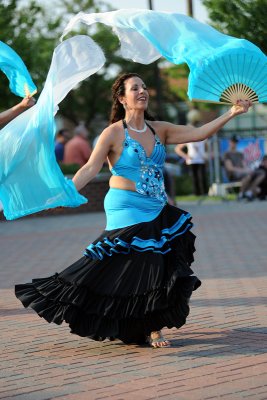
(145, 120, 168, 144)
(99, 120, 125, 150)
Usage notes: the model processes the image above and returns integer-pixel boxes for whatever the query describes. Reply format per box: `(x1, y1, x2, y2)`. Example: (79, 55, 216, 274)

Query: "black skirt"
(15, 204, 201, 344)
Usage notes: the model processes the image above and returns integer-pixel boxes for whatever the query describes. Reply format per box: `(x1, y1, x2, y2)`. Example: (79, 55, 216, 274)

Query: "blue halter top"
(110, 120, 167, 205)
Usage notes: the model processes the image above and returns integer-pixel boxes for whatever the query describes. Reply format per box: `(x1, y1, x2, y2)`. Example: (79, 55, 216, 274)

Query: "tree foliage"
(203, 0, 266, 54)
(0, 0, 61, 111)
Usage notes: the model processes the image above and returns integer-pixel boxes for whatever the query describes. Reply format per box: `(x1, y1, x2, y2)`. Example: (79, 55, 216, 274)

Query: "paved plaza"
(0, 201, 267, 400)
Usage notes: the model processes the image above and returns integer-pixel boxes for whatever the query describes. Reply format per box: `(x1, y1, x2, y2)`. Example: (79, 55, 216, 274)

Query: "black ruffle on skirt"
(15, 204, 201, 344)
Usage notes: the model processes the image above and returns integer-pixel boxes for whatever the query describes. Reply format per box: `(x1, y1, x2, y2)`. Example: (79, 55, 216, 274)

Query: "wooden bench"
(208, 182, 241, 196)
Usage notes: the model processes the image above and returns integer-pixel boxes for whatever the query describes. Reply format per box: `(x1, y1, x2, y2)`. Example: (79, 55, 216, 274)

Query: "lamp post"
(187, 0, 194, 17)
(148, 0, 163, 118)
(185, 0, 217, 191)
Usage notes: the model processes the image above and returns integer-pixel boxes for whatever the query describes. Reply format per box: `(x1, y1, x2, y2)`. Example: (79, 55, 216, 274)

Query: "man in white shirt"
(175, 109, 208, 195)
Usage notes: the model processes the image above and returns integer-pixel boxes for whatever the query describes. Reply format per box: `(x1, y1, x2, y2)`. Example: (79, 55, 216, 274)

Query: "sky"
(104, 0, 209, 22)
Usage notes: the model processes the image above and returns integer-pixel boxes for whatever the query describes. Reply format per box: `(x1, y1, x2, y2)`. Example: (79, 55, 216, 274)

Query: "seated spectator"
(63, 124, 92, 167)
(223, 135, 256, 200)
(55, 129, 69, 162)
(223, 135, 250, 181)
(242, 155, 267, 201)
(257, 155, 267, 199)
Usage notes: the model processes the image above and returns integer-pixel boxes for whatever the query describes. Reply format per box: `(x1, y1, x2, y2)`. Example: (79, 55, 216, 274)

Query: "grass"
(175, 193, 237, 202)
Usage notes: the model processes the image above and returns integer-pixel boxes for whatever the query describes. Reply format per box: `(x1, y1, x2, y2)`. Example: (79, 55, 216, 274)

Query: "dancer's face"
(121, 76, 149, 111)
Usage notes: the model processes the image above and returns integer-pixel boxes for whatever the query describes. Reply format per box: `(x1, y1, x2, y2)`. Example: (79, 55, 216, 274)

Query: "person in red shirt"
(63, 124, 92, 166)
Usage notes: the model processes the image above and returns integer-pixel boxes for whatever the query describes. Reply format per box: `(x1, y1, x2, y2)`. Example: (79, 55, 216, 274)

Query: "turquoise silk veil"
(0, 40, 36, 97)
(0, 36, 105, 220)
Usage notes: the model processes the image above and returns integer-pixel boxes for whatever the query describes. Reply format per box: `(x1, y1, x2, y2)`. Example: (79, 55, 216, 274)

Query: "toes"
(162, 341, 170, 347)
(149, 331, 171, 348)
(156, 340, 170, 347)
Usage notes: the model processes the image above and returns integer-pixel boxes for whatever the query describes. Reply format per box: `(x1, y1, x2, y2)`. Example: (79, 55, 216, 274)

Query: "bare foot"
(149, 331, 171, 348)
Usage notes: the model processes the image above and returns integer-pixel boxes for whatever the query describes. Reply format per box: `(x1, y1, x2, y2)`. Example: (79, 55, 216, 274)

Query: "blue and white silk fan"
(188, 47, 267, 104)
(62, 9, 267, 105)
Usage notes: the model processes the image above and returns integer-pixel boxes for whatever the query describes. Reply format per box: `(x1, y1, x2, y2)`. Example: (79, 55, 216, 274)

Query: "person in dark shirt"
(223, 135, 255, 200)
(242, 155, 267, 200)
(224, 135, 250, 181)
(55, 129, 69, 162)
(257, 155, 267, 199)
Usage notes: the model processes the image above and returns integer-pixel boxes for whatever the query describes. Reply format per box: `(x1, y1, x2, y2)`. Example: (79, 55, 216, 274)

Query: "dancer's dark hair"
(109, 72, 154, 124)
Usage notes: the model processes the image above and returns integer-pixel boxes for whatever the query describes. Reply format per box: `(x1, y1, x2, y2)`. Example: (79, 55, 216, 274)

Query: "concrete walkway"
(0, 201, 267, 400)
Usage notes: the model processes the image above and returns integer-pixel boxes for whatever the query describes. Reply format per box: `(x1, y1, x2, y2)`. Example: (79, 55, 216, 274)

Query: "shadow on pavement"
(168, 328, 267, 356)
(0, 307, 34, 316)
(191, 297, 267, 307)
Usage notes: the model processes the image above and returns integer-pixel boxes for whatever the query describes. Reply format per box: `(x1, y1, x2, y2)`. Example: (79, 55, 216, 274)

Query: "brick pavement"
(0, 201, 267, 400)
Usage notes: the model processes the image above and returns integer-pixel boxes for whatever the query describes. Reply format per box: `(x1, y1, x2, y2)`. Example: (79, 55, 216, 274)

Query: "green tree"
(203, 0, 266, 54)
(0, 0, 62, 111)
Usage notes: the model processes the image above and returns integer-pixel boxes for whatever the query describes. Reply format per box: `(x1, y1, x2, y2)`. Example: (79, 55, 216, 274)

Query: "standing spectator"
(55, 129, 69, 162)
(223, 135, 254, 200)
(0, 96, 35, 127)
(63, 124, 92, 166)
(163, 166, 176, 205)
(175, 109, 208, 195)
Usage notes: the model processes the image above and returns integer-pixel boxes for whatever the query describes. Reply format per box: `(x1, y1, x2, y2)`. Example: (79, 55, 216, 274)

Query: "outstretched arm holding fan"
(157, 99, 252, 145)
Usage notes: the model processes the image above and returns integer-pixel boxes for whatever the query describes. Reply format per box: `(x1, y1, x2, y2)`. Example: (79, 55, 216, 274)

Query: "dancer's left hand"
(230, 99, 252, 117)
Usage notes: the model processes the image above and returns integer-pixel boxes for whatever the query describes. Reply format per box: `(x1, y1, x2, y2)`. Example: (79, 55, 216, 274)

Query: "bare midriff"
(109, 175, 136, 192)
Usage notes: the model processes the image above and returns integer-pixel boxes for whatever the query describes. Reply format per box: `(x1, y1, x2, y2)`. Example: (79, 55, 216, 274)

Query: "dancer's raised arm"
(161, 100, 252, 145)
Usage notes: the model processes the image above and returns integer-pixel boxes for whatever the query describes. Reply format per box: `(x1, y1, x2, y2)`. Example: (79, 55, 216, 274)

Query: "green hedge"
(174, 174, 193, 195)
(59, 163, 80, 175)
(59, 163, 110, 175)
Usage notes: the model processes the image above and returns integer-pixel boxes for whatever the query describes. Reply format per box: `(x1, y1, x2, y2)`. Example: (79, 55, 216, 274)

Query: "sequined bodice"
(110, 121, 167, 205)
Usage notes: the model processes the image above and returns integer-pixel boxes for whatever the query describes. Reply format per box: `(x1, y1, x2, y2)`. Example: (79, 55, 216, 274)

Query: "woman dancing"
(15, 73, 251, 348)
